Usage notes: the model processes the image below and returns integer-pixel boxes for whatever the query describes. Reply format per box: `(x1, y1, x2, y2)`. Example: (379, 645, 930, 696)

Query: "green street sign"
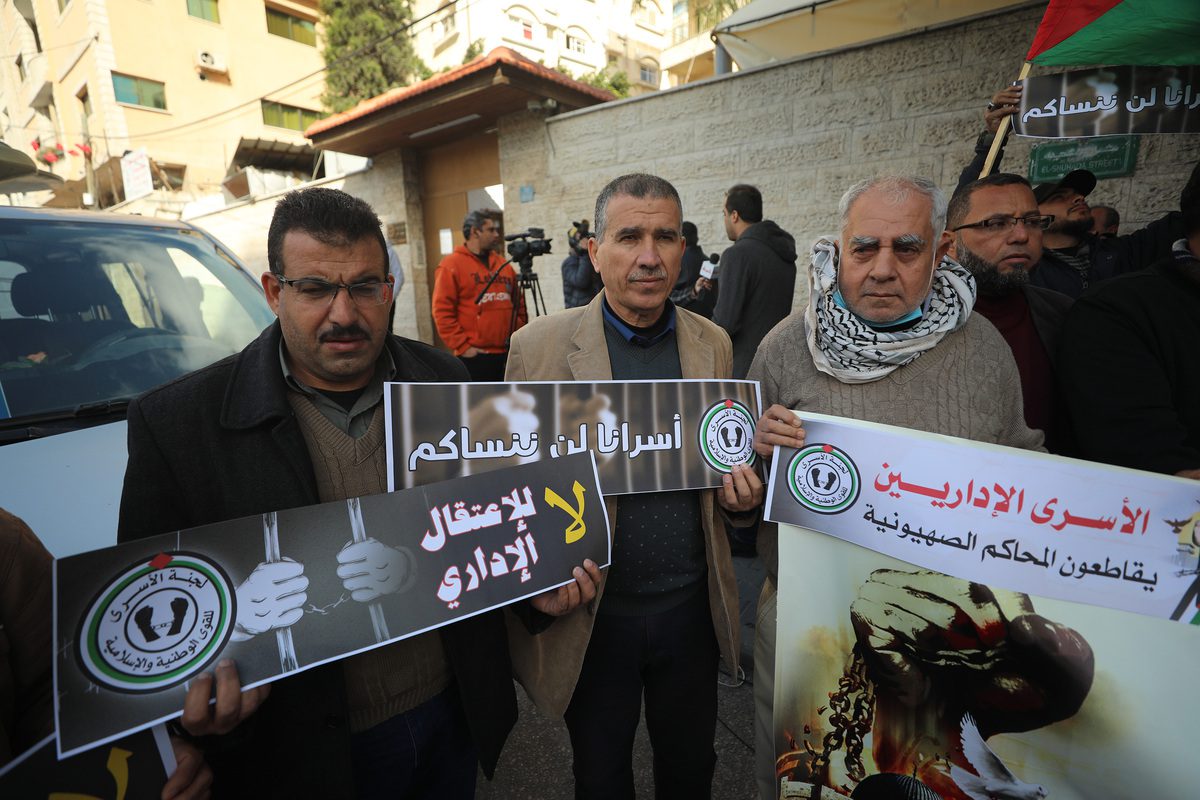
(1028, 136, 1139, 183)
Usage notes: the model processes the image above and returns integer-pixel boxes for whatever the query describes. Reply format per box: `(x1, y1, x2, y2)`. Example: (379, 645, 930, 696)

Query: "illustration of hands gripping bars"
(229, 500, 414, 670)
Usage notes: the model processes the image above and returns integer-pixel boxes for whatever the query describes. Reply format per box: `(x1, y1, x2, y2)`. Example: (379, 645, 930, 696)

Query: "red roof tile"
(306, 46, 614, 138)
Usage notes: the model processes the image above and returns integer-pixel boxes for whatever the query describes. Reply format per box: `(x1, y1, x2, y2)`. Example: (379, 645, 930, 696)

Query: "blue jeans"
(350, 689, 478, 800)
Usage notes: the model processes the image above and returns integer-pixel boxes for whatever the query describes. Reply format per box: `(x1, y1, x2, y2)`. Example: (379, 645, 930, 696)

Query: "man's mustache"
(319, 324, 370, 342)
(628, 266, 667, 281)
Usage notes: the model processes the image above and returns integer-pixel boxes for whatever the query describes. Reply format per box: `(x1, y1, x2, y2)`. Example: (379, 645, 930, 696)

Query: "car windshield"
(0, 218, 273, 422)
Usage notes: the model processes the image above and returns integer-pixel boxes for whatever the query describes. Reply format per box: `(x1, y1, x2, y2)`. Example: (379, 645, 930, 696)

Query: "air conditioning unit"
(195, 50, 228, 74)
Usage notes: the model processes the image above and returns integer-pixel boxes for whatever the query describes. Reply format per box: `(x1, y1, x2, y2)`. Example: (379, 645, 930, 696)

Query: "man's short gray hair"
(594, 173, 682, 241)
(839, 176, 948, 237)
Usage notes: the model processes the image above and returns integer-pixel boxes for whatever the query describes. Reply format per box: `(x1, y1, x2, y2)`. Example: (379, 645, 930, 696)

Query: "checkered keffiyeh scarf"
(804, 236, 976, 384)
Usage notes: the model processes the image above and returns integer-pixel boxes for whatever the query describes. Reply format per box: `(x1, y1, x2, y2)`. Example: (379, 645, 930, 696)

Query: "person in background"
(561, 219, 602, 309)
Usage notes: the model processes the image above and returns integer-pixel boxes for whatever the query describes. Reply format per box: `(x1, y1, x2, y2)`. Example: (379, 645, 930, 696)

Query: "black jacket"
(561, 251, 602, 309)
(118, 323, 516, 797)
(671, 244, 717, 319)
(712, 220, 798, 378)
(1056, 253, 1200, 475)
(1031, 214, 1182, 298)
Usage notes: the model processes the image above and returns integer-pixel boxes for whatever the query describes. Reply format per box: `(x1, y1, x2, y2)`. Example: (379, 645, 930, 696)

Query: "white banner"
(765, 413, 1200, 622)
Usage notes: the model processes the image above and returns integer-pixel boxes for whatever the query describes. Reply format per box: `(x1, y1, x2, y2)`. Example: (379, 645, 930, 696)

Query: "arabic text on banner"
(764, 412, 1200, 622)
(773, 526, 1197, 799)
(1016, 65, 1200, 139)
(54, 452, 609, 759)
(386, 380, 761, 495)
(0, 727, 172, 798)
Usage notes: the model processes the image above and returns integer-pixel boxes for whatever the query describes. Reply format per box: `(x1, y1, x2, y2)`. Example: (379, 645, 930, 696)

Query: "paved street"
(478, 553, 765, 799)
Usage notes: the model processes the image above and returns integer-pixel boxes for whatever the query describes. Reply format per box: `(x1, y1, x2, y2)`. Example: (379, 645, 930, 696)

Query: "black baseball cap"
(1033, 169, 1097, 205)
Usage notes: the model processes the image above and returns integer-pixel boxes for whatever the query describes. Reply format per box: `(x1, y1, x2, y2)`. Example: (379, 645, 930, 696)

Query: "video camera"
(568, 219, 591, 255)
(505, 228, 552, 273)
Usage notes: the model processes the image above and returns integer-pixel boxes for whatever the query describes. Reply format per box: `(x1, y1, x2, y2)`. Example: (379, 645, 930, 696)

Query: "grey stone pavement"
(477, 552, 766, 799)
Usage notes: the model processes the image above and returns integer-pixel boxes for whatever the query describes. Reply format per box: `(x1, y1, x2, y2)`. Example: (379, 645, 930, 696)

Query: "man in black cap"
(1029, 167, 1192, 298)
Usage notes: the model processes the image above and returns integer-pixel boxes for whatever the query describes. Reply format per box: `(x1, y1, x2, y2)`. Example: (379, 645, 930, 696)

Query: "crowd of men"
(3, 82, 1198, 800)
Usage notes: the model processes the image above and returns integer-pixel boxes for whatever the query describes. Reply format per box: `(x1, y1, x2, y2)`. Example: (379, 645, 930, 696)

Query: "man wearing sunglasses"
(117, 188, 596, 799)
(947, 173, 1074, 454)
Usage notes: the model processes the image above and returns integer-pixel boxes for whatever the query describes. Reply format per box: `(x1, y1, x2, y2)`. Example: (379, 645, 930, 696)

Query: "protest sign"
(54, 452, 608, 758)
(765, 414, 1199, 798)
(772, 527, 1197, 799)
(764, 413, 1200, 620)
(387, 380, 760, 494)
(0, 727, 172, 798)
(1016, 65, 1200, 139)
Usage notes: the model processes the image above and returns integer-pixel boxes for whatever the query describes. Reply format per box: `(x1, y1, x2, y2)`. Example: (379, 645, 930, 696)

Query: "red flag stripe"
(1026, 0, 1124, 61)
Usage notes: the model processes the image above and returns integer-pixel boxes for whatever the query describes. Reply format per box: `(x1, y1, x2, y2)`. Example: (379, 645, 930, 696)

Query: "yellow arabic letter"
(545, 481, 587, 544)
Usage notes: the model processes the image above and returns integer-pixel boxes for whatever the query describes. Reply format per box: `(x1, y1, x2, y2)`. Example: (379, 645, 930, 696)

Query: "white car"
(0, 206, 274, 556)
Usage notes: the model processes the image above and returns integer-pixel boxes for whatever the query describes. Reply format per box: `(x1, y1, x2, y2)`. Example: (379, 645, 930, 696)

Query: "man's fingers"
(239, 683, 271, 722)
(162, 738, 201, 800)
(211, 660, 244, 733)
(180, 673, 214, 735)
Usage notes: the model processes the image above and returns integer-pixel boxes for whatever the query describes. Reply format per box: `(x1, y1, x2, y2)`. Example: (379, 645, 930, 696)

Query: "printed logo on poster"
(78, 552, 235, 692)
(698, 399, 756, 472)
(787, 444, 860, 514)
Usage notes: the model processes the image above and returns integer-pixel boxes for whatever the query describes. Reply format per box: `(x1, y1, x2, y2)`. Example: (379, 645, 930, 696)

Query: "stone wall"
(498, 1, 1200, 319)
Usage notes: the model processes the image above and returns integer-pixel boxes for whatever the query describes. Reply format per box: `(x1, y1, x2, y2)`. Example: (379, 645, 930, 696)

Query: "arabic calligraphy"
(437, 528, 542, 609)
(1021, 83, 1200, 125)
(873, 466, 1151, 536)
(421, 487, 538, 552)
(545, 480, 588, 544)
(409, 414, 684, 470)
(861, 503, 1160, 591)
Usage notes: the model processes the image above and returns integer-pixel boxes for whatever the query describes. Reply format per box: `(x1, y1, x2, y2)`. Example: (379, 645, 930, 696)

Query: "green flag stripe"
(1032, 0, 1200, 66)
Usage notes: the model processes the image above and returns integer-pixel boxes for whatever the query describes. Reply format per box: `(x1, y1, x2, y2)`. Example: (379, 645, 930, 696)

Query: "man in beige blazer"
(505, 173, 762, 799)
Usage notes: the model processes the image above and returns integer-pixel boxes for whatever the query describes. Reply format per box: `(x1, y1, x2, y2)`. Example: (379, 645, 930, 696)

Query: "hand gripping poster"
(766, 413, 1199, 799)
(54, 452, 609, 758)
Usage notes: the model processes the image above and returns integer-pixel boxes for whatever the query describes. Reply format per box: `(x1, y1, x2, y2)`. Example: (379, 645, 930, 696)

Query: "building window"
(112, 73, 167, 110)
(640, 63, 658, 85)
(266, 7, 316, 46)
(187, 0, 220, 23)
(438, 2, 455, 35)
(77, 88, 91, 136)
(565, 34, 586, 54)
(509, 15, 534, 41)
(261, 100, 321, 132)
(671, 0, 688, 43)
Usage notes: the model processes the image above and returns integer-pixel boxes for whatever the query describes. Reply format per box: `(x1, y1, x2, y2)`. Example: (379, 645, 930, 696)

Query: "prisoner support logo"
(698, 399, 756, 473)
(787, 444, 860, 514)
(78, 552, 234, 692)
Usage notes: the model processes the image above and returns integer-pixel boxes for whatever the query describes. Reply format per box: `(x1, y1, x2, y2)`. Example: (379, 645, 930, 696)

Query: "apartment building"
(0, 0, 326, 212)
(410, 0, 672, 96)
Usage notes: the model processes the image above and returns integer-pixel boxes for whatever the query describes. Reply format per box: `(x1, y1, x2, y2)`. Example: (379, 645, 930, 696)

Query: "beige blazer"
(504, 293, 741, 717)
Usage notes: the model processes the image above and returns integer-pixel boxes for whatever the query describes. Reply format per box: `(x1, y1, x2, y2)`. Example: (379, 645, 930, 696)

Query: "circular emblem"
(78, 552, 235, 693)
(786, 444, 860, 514)
(698, 399, 757, 473)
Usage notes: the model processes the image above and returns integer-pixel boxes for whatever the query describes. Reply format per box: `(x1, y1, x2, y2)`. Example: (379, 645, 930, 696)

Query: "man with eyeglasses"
(433, 209, 527, 381)
(117, 188, 596, 799)
(947, 174, 1075, 454)
(748, 176, 1043, 800)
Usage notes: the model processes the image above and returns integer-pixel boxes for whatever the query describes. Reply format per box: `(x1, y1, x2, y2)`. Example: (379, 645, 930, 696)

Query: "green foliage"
(693, 0, 745, 31)
(319, 0, 429, 113)
(575, 68, 631, 99)
(462, 39, 485, 63)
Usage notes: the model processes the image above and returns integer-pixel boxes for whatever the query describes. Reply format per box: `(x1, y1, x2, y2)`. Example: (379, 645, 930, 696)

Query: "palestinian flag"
(1027, 0, 1200, 66)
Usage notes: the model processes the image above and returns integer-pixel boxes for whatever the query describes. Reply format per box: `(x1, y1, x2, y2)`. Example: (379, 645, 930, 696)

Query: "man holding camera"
(432, 209, 527, 381)
(562, 219, 603, 309)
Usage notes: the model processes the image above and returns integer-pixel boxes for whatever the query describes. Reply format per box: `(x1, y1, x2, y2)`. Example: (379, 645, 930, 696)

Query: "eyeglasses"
(951, 214, 1054, 233)
(275, 275, 392, 307)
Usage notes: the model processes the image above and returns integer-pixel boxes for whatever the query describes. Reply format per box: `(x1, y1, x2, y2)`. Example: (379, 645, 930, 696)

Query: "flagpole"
(981, 61, 1033, 178)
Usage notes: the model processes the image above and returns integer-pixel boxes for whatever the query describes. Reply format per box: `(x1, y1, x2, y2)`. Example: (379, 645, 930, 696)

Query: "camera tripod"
(475, 256, 548, 346)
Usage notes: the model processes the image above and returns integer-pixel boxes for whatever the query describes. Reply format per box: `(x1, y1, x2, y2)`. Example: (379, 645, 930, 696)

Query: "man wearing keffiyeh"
(743, 176, 1045, 800)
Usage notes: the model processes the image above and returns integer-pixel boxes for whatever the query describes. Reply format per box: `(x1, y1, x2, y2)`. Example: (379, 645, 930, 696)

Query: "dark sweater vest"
(288, 395, 450, 732)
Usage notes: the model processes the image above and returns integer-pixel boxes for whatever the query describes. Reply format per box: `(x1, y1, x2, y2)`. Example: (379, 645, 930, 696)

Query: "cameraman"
(561, 219, 602, 309)
(432, 209, 527, 381)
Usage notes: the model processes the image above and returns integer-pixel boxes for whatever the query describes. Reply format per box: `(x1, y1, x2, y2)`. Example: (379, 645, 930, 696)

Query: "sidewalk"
(478, 553, 766, 798)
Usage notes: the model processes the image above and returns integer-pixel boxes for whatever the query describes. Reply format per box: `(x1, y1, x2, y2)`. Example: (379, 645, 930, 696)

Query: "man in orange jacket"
(432, 209, 527, 380)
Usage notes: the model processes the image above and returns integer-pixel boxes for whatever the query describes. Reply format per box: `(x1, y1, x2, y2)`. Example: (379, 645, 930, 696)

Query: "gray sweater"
(747, 312, 1045, 583)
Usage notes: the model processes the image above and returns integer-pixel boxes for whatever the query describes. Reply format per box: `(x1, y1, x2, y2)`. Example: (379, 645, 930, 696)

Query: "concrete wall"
(495, 2, 1200, 320)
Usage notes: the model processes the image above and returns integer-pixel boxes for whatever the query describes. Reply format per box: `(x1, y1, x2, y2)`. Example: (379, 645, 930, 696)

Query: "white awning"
(714, 0, 1027, 69)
